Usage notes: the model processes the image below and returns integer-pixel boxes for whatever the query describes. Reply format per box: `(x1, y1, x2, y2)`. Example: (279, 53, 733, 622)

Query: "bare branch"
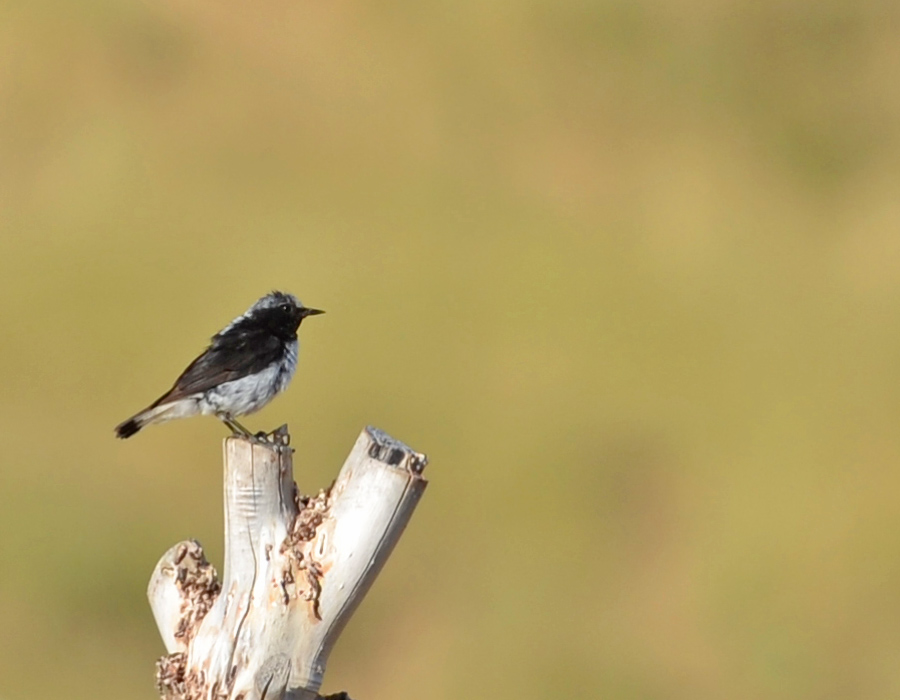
(148, 427, 428, 700)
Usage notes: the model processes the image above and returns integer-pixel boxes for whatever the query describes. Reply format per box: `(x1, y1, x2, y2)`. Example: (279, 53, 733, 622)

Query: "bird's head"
(246, 291, 325, 340)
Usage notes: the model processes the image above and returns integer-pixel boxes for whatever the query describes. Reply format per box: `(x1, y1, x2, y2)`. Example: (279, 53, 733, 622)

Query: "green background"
(3, 1, 900, 698)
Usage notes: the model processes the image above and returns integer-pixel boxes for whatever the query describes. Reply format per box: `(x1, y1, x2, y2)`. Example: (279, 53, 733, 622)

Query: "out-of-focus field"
(2, 1, 900, 698)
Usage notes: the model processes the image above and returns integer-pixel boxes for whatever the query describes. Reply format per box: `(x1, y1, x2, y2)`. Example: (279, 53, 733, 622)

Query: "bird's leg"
(219, 414, 253, 437)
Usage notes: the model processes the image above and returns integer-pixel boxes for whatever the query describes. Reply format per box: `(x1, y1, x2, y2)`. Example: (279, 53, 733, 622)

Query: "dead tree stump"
(147, 426, 428, 700)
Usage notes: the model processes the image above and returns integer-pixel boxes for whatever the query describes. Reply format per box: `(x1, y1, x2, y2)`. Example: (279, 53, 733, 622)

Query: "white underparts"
(137, 340, 300, 428)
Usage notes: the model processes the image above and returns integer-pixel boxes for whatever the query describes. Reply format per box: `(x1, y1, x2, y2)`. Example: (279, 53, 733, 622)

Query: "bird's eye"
(280, 304, 292, 313)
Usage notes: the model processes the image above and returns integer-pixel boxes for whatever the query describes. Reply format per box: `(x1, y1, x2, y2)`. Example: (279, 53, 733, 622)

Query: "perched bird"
(115, 291, 323, 439)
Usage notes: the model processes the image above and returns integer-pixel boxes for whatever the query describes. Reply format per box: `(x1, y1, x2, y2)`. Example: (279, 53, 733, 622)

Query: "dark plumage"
(115, 291, 323, 439)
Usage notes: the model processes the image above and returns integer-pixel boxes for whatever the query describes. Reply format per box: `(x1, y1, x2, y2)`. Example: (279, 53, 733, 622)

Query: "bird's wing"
(151, 330, 285, 406)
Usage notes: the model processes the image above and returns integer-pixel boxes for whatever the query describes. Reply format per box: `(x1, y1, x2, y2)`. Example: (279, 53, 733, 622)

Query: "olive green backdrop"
(2, 1, 900, 698)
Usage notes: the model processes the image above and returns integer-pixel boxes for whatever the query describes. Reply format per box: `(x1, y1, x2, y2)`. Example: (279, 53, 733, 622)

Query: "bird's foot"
(256, 424, 291, 447)
(219, 416, 291, 448)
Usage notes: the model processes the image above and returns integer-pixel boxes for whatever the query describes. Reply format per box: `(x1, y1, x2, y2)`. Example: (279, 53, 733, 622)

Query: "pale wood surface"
(147, 427, 428, 700)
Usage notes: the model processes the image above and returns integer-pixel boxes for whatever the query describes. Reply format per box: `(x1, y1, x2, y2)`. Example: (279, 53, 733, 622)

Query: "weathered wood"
(147, 426, 428, 700)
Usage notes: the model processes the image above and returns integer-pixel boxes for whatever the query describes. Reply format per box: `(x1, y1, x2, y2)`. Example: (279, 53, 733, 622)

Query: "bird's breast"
(276, 339, 299, 393)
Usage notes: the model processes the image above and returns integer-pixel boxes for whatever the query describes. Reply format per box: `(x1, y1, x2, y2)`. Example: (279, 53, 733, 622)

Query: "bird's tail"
(115, 415, 144, 439)
(114, 401, 191, 439)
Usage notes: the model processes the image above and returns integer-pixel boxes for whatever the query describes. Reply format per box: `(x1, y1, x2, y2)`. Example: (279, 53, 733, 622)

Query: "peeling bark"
(148, 427, 428, 700)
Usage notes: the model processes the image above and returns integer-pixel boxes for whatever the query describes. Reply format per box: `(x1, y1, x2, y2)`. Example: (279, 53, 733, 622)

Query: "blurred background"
(2, 0, 900, 698)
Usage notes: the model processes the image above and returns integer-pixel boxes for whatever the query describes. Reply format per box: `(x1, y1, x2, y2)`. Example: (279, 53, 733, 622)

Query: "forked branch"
(147, 426, 428, 700)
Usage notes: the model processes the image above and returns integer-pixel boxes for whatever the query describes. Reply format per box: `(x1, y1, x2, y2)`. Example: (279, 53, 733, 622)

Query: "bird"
(115, 291, 324, 439)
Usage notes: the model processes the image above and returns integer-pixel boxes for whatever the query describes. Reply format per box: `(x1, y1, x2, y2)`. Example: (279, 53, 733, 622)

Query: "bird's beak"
(301, 307, 325, 317)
